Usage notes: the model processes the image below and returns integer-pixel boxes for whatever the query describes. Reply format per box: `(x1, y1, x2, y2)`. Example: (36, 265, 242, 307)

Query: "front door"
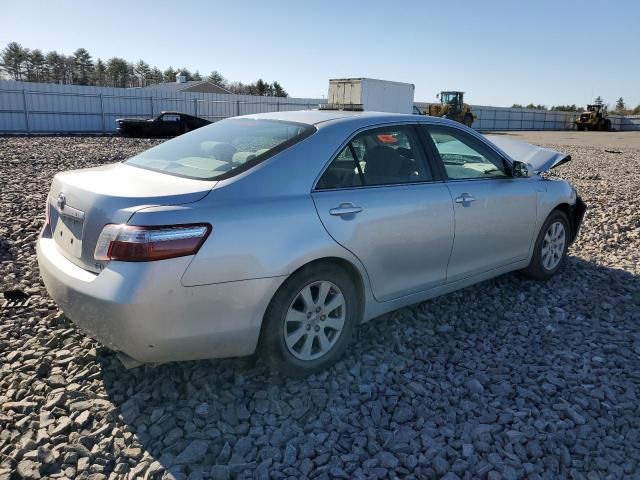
(422, 125, 537, 283)
(312, 125, 454, 302)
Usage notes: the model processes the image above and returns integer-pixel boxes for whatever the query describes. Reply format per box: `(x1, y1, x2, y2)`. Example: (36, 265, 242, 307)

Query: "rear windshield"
(125, 118, 316, 180)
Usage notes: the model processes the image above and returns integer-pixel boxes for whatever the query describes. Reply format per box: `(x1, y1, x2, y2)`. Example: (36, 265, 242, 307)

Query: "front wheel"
(521, 210, 570, 280)
(260, 263, 360, 376)
(577, 124, 585, 131)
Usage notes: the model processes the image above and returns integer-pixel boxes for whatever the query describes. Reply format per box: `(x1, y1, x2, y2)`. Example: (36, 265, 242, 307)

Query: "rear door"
(421, 125, 537, 283)
(312, 124, 454, 302)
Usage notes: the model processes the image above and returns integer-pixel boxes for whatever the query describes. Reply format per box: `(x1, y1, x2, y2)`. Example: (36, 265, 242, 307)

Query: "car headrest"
(232, 152, 256, 163)
(364, 146, 405, 177)
(200, 141, 237, 162)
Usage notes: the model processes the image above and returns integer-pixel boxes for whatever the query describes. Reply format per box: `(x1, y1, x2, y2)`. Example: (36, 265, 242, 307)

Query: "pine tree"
(73, 48, 93, 85)
(163, 66, 177, 83)
(45, 51, 65, 84)
(272, 81, 287, 97)
(106, 57, 129, 87)
(0, 42, 29, 80)
(255, 78, 268, 96)
(148, 66, 163, 85)
(134, 60, 151, 87)
(207, 70, 225, 86)
(93, 59, 107, 86)
(27, 49, 45, 82)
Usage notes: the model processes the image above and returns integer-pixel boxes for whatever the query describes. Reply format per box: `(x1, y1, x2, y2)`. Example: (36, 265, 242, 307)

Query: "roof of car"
(241, 109, 445, 127)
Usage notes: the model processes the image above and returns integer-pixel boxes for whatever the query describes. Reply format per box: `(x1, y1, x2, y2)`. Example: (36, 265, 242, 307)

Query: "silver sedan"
(37, 111, 586, 375)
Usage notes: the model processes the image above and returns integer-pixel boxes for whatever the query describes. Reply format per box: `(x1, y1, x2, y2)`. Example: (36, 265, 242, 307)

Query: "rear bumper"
(37, 230, 284, 363)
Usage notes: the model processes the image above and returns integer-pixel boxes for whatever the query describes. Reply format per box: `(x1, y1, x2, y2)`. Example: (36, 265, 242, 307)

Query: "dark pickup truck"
(115, 111, 211, 137)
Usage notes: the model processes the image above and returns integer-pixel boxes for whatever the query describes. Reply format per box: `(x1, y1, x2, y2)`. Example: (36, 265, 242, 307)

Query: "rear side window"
(316, 126, 431, 189)
(159, 113, 180, 122)
(126, 118, 315, 180)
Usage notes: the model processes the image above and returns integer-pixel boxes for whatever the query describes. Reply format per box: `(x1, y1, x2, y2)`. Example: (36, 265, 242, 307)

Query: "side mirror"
(512, 160, 533, 178)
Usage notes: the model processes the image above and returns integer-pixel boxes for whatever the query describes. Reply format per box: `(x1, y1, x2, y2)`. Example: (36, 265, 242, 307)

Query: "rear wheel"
(577, 124, 585, 131)
(605, 119, 611, 131)
(260, 263, 359, 376)
(522, 210, 570, 280)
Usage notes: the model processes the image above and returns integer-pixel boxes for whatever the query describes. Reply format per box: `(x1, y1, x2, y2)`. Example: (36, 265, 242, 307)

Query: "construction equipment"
(427, 91, 475, 127)
(575, 102, 611, 131)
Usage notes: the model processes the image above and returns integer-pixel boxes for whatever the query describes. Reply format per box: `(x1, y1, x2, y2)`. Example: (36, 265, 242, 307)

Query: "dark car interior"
(317, 128, 429, 189)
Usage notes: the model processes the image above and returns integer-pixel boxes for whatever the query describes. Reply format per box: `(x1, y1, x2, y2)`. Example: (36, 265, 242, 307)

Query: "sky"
(1, 0, 639, 108)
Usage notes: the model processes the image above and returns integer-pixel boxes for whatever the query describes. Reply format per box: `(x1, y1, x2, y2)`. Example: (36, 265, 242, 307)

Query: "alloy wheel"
(283, 281, 346, 361)
(541, 221, 566, 270)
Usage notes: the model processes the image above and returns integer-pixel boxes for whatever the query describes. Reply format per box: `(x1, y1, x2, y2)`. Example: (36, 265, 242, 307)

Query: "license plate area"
(50, 200, 85, 258)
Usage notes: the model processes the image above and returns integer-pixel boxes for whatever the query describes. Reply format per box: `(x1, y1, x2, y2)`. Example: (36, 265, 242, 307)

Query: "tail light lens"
(94, 224, 210, 262)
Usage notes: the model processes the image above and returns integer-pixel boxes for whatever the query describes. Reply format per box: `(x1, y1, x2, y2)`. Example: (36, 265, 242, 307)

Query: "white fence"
(0, 80, 324, 134)
(1, 80, 639, 133)
(414, 102, 639, 132)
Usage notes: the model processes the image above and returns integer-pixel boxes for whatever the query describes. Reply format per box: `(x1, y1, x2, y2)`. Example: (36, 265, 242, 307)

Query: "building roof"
(141, 80, 233, 94)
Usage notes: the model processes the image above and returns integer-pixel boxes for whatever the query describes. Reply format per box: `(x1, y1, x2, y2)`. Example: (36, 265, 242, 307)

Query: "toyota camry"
(37, 110, 585, 375)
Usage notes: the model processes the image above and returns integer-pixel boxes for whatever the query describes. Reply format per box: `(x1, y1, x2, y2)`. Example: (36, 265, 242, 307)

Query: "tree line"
(0, 42, 288, 97)
(512, 96, 640, 115)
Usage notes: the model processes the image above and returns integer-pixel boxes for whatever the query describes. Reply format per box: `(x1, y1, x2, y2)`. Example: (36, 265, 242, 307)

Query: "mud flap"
(570, 196, 587, 244)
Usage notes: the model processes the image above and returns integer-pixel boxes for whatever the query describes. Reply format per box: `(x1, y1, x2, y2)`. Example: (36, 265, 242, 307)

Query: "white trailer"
(323, 78, 415, 114)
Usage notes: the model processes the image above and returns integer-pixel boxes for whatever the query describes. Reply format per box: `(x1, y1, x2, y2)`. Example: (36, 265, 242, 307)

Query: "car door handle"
(455, 193, 476, 204)
(329, 203, 363, 216)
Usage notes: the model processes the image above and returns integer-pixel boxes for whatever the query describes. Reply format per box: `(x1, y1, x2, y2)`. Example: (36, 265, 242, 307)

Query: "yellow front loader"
(427, 91, 475, 127)
(575, 103, 611, 131)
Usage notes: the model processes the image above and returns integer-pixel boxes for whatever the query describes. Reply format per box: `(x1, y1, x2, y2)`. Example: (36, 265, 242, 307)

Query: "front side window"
(316, 126, 431, 189)
(425, 126, 508, 180)
(126, 118, 315, 180)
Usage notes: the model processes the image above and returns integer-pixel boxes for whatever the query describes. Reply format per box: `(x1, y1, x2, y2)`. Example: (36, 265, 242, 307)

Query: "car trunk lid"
(48, 162, 215, 273)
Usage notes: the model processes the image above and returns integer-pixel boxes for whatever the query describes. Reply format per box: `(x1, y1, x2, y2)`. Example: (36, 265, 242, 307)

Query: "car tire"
(521, 210, 570, 281)
(464, 114, 474, 128)
(260, 262, 360, 376)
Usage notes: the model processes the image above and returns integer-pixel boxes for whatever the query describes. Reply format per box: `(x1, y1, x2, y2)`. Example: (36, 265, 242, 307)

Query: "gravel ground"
(1, 136, 639, 480)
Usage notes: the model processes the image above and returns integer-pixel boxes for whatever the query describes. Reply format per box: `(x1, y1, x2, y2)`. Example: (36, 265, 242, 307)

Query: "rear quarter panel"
(130, 194, 369, 288)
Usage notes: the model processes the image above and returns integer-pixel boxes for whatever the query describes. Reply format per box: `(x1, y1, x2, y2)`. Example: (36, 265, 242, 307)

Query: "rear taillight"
(94, 224, 210, 262)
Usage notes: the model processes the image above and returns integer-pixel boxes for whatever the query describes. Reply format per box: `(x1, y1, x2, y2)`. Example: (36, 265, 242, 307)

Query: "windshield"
(126, 118, 315, 180)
